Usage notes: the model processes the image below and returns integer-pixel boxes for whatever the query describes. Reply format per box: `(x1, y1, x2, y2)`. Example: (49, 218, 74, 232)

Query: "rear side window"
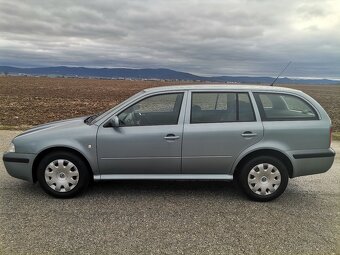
(254, 93, 318, 121)
(191, 92, 255, 123)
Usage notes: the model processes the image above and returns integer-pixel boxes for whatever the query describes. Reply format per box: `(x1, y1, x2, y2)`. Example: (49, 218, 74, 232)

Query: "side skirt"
(93, 174, 233, 181)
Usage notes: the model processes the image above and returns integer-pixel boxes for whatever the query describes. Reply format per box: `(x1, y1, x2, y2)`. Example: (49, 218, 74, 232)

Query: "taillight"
(330, 126, 333, 146)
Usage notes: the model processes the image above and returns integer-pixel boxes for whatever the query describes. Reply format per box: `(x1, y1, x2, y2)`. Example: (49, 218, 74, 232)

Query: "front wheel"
(238, 156, 289, 202)
(37, 151, 90, 198)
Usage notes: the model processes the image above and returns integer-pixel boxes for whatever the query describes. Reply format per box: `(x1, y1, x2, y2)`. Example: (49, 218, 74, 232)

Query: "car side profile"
(3, 85, 335, 201)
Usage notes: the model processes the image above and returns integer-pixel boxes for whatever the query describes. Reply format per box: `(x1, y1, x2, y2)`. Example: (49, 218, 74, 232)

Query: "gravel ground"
(0, 130, 339, 255)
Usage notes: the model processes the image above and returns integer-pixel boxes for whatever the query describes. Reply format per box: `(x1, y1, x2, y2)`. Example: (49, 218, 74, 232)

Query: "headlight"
(8, 143, 15, 153)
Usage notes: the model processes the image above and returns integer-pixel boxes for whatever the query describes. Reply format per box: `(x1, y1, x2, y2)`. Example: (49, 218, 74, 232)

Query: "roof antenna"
(270, 61, 292, 86)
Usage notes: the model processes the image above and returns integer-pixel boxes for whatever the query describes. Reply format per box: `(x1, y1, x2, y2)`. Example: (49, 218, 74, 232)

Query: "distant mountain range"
(0, 66, 339, 85)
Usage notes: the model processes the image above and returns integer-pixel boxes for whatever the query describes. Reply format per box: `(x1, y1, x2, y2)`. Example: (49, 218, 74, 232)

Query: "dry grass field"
(0, 76, 339, 132)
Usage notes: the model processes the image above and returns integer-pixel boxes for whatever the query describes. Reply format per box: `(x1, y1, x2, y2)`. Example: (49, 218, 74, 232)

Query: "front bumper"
(3, 152, 36, 182)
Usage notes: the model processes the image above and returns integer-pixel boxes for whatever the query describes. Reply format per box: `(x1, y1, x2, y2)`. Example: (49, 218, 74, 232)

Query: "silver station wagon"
(3, 85, 335, 201)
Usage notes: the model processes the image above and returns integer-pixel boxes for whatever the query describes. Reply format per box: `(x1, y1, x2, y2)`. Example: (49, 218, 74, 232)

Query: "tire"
(37, 151, 90, 198)
(238, 156, 289, 202)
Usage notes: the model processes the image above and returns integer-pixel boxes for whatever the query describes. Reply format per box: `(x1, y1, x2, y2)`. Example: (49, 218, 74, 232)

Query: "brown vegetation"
(0, 76, 339, 131)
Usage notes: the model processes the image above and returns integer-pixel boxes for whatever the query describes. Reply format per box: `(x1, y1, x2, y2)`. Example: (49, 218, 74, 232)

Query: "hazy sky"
(0, 0, 339, 78)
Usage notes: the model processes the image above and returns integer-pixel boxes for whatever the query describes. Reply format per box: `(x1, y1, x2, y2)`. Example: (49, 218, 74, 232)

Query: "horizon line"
(0, 65, 339, 81)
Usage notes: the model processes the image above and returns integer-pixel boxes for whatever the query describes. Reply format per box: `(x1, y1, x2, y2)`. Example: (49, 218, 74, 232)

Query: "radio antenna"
(270, 61, 292, 86)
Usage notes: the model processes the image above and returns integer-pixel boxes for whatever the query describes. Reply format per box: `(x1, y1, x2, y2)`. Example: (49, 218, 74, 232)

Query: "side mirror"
(111, 116, 120, 127)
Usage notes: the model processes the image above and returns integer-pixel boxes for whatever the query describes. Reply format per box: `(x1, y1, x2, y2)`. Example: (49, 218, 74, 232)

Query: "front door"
(182, 91, 263, 174)
(97, 92, 186, 175)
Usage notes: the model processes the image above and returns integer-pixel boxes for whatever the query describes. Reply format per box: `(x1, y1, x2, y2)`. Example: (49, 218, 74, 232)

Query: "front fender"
(34, 140, 99, 175)
(13, 123, 99, 175)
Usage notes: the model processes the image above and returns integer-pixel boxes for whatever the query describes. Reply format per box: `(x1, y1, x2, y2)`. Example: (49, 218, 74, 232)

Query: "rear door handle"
(164, 134, 180, 140)
(241, 131, 257, 138)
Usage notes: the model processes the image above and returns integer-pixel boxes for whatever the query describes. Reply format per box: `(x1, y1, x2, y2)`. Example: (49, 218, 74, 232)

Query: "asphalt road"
(0, 130, 339, 255)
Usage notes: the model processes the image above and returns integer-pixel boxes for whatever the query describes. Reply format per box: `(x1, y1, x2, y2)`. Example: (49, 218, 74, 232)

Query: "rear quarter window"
(254, 92, 319, 121)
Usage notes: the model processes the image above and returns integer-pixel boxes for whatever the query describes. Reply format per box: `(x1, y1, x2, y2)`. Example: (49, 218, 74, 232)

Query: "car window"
(257, 94, 273, 108)
(254, 93, 318, 121)
(238, 93, 256, 121)
(191, 92, 255, 123)
(118, 93, 184, 126)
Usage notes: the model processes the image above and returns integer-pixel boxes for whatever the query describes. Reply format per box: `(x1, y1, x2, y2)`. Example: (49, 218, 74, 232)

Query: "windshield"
(88, 91, 145, 125)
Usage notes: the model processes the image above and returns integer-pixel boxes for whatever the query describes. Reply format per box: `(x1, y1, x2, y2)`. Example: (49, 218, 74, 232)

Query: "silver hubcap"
(248, 163, 281, 196)
(44, 159, 79, 193)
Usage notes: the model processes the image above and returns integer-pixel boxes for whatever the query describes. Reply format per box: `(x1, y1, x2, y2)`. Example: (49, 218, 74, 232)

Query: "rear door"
(182, 91, 263, 174)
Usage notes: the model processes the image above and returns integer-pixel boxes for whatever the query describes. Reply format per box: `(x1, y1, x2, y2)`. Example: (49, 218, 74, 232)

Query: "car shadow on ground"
(14, 179, 247, 201)
(91, 179, 243, 195)
(13, 178, 319, 206)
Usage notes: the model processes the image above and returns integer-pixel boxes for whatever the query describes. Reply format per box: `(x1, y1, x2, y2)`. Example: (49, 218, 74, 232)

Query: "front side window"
(191, 92, 255, 123)
(118, 93, 184, 126)
(254, 93, 318, 121)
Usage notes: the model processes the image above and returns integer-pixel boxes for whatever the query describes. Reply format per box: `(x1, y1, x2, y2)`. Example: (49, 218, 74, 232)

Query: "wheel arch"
(233, 149, 294, 178)
(32, 146, 93, 183)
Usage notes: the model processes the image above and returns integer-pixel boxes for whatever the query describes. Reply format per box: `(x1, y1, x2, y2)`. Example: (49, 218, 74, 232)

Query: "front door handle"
(164, 134, 180, 140)
(241, 131, 257, 138)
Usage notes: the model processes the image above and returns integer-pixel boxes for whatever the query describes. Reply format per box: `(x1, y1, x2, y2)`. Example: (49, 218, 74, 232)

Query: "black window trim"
(253, 92, 320, 121)
(190, 91, 256, 124)
(106, 92, 185, 127)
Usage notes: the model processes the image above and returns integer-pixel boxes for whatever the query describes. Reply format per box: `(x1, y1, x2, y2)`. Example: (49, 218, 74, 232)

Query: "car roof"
(143, 84, 301, 93)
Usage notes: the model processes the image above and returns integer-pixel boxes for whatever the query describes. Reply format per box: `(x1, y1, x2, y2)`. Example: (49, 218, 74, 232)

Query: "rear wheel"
(37, 151, 90, 198)
(238, 156, 289, 202)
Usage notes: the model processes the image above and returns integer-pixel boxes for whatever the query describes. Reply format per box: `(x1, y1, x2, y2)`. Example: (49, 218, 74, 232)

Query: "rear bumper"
(290, 148, 336, 178)
(3, 152, 36, 182)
